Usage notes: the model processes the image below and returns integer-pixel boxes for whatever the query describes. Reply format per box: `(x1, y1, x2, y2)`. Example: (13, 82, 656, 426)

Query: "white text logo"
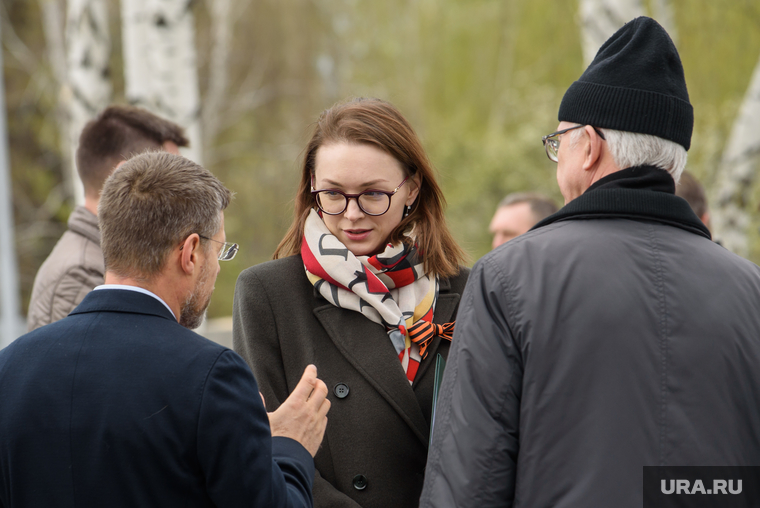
(660, 479, 742, 495)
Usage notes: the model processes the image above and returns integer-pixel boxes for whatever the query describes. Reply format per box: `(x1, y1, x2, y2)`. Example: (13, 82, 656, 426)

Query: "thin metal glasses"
(542, 125, 606, 162)
(311, 176, 410, 216)
(198, 234, 239, 261)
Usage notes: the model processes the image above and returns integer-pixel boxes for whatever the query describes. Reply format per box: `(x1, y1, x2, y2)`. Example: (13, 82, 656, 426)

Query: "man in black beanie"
(421, 17, 760, 508)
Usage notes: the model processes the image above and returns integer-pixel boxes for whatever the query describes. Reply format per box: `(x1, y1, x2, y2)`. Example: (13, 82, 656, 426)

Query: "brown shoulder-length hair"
(274, 97, 466, 278)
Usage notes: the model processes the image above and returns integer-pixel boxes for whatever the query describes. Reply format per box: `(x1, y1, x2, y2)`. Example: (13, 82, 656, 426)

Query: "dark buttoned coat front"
(233, 254, 469, 508)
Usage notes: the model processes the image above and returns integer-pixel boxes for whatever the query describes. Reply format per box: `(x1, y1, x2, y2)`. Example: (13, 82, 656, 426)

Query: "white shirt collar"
(93, 284, 177, 320)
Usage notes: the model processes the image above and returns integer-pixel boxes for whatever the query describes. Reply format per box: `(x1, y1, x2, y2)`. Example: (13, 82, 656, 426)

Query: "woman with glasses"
(232, 97, 468, 508)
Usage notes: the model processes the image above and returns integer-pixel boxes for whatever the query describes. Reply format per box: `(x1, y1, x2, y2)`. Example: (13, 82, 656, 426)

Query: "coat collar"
(68, 205, 101, 245)
(70, 288, 177, 323)
(532, 165, 711, 240)
(312, 276, 460, 447)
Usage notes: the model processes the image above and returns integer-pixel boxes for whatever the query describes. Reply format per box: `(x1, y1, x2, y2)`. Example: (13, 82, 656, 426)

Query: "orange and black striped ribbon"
(408, 320, 455, 359)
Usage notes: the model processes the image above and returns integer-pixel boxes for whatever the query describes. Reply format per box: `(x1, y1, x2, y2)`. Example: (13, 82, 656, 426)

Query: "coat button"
(333, 383, 350, 399)
(352, 474, 368, 490)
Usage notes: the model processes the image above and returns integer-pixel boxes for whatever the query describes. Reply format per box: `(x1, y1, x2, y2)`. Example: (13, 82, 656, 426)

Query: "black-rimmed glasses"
(311, 176, 410, 216)
(542, 125, 606, 162)
(198, 234, 239, 261)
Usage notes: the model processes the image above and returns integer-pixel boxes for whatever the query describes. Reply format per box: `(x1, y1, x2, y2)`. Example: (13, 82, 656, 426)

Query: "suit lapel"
(313, 304, 430, 445)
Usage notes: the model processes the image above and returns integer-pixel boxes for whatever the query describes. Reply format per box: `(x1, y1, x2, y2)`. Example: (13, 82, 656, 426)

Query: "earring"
(404, 205, 411, 218)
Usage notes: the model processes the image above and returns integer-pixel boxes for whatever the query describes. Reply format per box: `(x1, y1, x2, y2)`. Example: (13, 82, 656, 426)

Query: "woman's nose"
(343, 197, 365, 220)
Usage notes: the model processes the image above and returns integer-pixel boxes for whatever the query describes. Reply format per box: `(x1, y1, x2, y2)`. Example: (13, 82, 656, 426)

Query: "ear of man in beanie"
(558, 16, 693, 150)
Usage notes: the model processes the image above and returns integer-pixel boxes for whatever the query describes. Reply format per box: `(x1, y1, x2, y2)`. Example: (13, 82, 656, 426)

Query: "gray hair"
(569, 126, 687, 182)
(99, 151, 232, 281)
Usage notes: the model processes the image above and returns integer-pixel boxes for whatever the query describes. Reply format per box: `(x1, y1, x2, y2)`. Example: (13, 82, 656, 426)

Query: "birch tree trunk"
(579, 0, 644, 66)
(121, 0, 203, 164)
(709, 53, 760, 257)
(66, 0, 112, 205)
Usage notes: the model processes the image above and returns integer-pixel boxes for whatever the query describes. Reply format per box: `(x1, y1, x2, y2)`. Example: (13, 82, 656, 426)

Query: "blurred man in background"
(676, 170, 710, 230)
(27, 105, 189, 331)
(0, 152, 329, 507)
(489, 192, 558, 249)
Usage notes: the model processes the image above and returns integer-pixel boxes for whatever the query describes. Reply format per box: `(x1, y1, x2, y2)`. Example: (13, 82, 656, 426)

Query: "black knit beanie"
(558, 17, 693, 150)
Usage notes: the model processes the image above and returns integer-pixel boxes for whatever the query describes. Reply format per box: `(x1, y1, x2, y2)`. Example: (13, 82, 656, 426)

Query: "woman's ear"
(406, 173, 422, 206)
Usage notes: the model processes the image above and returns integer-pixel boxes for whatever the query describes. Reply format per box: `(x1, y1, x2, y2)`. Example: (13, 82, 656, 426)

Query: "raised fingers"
(317, 397, 331, 419)
(306, 378, 329, 408)
(290, 364, 318, 402)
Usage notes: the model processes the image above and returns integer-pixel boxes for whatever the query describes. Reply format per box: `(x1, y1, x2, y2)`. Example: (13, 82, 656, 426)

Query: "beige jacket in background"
(27, 206, 105, 331)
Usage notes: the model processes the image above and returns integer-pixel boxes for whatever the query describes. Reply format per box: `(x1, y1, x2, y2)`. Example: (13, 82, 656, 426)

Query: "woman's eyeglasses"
(311, 176, 410, 216)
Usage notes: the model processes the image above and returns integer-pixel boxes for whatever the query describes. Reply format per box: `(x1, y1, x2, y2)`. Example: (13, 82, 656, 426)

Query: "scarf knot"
(408, 320, 455, 359)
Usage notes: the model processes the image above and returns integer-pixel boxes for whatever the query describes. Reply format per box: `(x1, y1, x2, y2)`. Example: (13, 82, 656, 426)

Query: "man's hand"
(268, 364, 330, 457)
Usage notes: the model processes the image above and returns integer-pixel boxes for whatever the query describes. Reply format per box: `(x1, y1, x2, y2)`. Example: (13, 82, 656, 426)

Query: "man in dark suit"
(0, 152, 330, 507)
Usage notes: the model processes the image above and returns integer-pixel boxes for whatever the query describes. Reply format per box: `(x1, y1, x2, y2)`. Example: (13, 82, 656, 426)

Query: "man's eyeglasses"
(311, 176, 410, 216)
(542, 125, 606, 162)
(198, 235, 239, 261)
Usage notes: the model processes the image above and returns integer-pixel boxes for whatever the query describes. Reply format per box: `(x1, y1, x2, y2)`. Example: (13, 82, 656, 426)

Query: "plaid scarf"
(302, 209, 452, 383)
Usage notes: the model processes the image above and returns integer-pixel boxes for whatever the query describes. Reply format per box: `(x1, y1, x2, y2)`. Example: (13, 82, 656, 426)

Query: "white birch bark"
(66, 0, 112, 205)
(121, 0, 203, 164)
(709, 53, 760, 257)
(579, 0, 644, 66)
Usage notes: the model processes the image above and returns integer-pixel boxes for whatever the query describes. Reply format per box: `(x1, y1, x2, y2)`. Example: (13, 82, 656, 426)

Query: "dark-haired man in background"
(27, 105, 189, 331)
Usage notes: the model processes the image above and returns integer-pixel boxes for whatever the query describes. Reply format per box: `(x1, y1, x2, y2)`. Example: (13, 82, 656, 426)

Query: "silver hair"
(568, 126, 687, 183)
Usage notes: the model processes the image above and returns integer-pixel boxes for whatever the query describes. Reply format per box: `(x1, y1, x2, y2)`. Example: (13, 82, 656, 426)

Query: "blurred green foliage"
(4, 0, 760, 319)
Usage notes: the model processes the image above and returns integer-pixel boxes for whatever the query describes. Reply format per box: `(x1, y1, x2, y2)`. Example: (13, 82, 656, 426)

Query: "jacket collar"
(312, 275, 460, 447)
(68, 205, 101, 245)
(585, 164, 676, 194)
(532, 165, 711, 240)
(70, 288, 177, 323)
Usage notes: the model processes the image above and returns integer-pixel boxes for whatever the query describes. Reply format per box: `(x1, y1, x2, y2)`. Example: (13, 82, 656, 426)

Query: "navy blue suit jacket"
(0, 289, 314, 507)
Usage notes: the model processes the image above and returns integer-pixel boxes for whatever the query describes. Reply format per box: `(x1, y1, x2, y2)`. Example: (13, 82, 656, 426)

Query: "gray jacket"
(27, 206, 104, 331)
(421, 167, 760, 507)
